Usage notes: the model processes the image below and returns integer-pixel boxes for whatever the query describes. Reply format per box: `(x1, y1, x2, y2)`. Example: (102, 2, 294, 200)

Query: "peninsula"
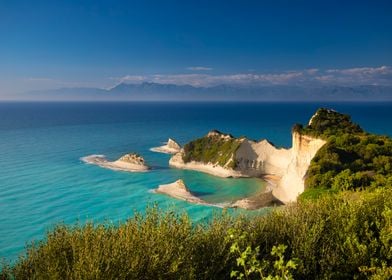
(168, 112, 328, 204)
(166, 107, 392, 208)
(167, 107, 392, 207)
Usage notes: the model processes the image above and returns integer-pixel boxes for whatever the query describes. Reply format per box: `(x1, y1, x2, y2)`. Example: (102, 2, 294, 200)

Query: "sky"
(0, 0, 392, 95)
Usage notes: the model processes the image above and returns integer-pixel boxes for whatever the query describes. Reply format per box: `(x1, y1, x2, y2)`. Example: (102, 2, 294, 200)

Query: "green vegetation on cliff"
(292, 108, 363, 139)
(2, 188, 392, 279)
(294, 108, 392, 199)
(182, 131, 242, 168)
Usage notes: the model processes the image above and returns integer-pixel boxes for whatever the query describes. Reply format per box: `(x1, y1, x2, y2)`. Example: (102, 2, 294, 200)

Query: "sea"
(1, 101, 391, 261)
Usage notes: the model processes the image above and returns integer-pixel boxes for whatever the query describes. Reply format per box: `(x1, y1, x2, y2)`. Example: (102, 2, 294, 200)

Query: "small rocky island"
(81, 153, 150, 172)
(154, 179, 206, 204)
(150, 138, 181, 154)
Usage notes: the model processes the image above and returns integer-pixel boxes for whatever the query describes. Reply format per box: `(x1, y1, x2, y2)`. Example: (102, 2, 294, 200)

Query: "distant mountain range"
(9, 82, 392, 101)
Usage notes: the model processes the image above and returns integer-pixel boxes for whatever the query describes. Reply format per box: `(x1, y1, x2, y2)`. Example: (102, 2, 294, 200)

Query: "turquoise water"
(1, 102, 391, 260)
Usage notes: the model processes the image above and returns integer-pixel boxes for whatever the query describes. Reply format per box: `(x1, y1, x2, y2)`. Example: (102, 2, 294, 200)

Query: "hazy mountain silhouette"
(12, 82, 392, 101)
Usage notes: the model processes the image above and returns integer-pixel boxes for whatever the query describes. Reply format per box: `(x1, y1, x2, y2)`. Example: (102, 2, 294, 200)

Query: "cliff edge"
(169, 110, 335, 203)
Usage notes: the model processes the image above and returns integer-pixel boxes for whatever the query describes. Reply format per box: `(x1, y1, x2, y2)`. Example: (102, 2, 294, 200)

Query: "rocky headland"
(169, 110, 332, 204)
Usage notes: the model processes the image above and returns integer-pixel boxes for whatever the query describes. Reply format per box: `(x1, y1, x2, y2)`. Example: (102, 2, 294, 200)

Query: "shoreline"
(150, 147, 180, 154)
(167, 153, 281, 209)
(169, 153, 245, 178)
(153, 176, 279, 210)
(231, 175, 282, 209)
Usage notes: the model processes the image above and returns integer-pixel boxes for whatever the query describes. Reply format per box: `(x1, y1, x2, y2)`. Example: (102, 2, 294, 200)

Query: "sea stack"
(154, 179, 205, 204)
(150, 138, 181, 154)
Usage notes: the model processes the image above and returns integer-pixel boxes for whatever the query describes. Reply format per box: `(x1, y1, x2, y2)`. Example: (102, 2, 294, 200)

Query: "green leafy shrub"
(295, 108, 392, 195)
(227, 229, 298, 280)
(182, 132, 242, 168)
(2, 188, 392, 279)
(296, 108, 363, 138)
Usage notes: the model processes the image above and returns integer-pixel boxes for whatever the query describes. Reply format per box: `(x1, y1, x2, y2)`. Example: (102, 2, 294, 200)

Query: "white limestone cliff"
(272, 132, 326, 203)
(169, 130, 326, 204)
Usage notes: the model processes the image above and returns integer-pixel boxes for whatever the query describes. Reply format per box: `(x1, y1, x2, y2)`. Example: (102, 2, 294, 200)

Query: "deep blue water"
(0, 102, 391, 260)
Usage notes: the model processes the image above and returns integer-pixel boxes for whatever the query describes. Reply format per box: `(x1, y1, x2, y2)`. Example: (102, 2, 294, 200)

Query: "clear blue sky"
(1, 0, 392, 94)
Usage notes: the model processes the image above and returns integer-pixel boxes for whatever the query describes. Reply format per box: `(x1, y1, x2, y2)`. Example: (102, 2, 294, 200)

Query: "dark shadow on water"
(149, 165, 170, 171)
(191, 190, 214, 196)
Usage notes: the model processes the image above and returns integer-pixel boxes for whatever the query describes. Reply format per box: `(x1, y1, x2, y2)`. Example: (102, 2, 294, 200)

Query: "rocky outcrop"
(150, 138, 181, 154)
(153, 179, 278, 210)
(81, 153, 150, 172)
(207, 130, 233, 139)
(154, 179, 206, 204)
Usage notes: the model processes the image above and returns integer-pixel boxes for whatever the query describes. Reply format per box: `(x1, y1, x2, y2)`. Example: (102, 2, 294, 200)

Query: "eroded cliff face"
(272, 132, 326, 203)
(169, 130, 325, 203)
(235, 132, 325, 203)
(235, 139, 291, 177)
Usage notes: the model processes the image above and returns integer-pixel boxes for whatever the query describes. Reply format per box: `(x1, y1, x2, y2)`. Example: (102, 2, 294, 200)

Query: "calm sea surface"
(1, 102, 391, 260)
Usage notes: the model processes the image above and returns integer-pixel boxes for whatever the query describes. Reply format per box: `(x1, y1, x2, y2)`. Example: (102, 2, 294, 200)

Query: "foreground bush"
(1, 188, 392, 279)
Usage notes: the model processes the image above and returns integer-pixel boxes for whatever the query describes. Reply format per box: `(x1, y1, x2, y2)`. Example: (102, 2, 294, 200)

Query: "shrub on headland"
(182, 133, 242, 168)
(2, 187, 391, 279)
(294, 108, 392, 198)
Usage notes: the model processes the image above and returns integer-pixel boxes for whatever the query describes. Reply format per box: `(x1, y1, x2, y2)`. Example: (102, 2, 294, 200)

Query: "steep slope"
(169, 110, 333, 203)
(273, 132, 326, 202)
(169, 108, 392, 204)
